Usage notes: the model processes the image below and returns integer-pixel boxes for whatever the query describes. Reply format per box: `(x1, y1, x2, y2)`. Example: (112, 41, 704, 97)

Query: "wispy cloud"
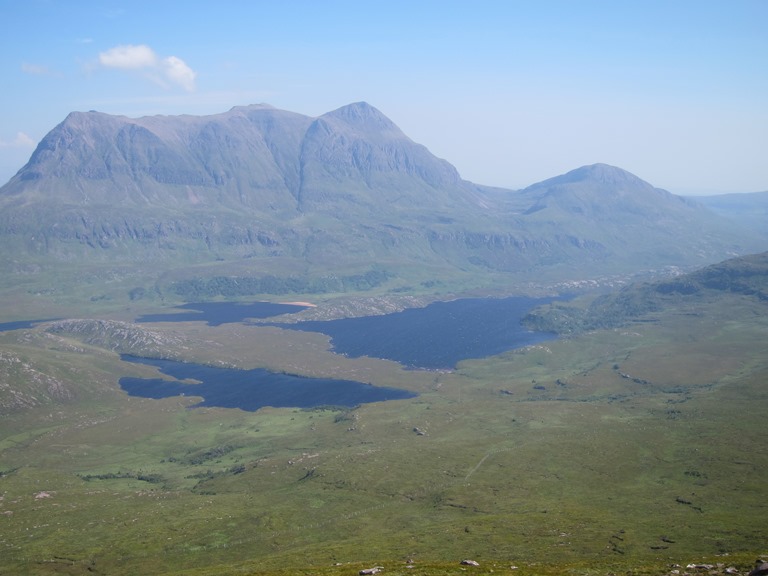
(21, 62, 54, 76)
(0, 132, 36, 149)
(160, 56, 196, 92)
(98, 44, 197, 92)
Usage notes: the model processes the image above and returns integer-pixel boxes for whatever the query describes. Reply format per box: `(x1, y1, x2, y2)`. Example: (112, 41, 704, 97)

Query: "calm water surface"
(270, 296, 557, 369)
(0, 318, 59, 332)
(4, 297, 559, 410)
(134, 296, 557, 369)
(119, 355, 416, 411)
(136, 301, 309, 326)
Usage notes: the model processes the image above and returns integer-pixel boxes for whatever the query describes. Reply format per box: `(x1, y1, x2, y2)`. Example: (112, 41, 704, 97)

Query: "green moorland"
(0, 272, 767, 575)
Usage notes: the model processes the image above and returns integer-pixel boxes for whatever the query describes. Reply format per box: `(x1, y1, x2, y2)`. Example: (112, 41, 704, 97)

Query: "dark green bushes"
(171, 269, 391, 298)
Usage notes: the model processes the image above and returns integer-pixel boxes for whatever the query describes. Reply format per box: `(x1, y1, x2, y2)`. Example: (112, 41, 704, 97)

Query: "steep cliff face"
(297, 102, 466, 212)
(5, 102, 471, 213)
(7, 105, 312, 213)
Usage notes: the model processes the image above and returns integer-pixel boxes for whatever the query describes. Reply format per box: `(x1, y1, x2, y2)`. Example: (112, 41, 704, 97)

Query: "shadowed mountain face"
(9, 105, 312, 211)
(297, 102, 465, 212)
(5, 102, 468, 215)
(0, 102, 766, 291)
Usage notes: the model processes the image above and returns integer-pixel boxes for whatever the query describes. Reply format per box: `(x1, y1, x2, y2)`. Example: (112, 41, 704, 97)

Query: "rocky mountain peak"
(228, 103, 277, 113)
(533, 163, 654, 191)
(318, 102, 405, 139)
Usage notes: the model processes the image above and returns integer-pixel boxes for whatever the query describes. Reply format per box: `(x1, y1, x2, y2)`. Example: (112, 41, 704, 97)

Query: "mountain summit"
(296, 102, 465, 211)
(321, 101, 403, 135)
(521, 163, 696, 215)
(540, 163, 654, 187)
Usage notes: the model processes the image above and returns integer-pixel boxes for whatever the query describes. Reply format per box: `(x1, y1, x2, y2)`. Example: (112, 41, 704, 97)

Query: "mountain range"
(1, 102, 766, 301)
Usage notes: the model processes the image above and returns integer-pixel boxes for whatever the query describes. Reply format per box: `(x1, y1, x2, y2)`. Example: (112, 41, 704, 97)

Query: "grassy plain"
(0, 290, 766, 575)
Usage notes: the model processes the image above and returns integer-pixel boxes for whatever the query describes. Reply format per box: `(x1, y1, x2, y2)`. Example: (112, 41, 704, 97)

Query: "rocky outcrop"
(46, 319, 185, 356)
(0, 351, 73, 411)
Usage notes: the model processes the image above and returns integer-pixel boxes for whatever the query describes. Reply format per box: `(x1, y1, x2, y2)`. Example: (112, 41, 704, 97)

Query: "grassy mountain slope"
(524, 251, 768, 333)
(0, 253, 766, 574)
(514, 164, 754, 268)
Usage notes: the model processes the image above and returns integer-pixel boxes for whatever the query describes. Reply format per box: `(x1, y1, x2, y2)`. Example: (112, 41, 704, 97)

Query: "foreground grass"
(0, 293, 766, 575)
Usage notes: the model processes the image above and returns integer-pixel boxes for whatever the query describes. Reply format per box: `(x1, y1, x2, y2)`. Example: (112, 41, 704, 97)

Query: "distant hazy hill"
(0, 102, 765, 299)
(693, 191, 768, 234)
(520, 163, 699, 221)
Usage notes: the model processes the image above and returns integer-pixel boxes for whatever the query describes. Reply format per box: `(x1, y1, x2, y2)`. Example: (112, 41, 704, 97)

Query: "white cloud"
(162, 56, 197, 92)
(98, 44, 196, 91)
(0, 132, 36, 149)
(99, 44, 158, 69)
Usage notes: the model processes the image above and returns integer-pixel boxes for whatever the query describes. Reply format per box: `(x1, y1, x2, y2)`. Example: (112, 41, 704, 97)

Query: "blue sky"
(1, 0, 766, 194)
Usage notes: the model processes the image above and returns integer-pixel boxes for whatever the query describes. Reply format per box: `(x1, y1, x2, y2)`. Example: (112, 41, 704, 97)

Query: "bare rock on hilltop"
(46, 319, 185, 356)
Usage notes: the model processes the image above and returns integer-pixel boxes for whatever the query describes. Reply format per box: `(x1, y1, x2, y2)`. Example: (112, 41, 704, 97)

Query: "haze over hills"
(693, 190, 768, 231)
(0, 102, 766, 303)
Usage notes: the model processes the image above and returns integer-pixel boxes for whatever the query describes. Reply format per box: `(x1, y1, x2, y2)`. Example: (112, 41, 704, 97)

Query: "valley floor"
(0, 292, 766, 575)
